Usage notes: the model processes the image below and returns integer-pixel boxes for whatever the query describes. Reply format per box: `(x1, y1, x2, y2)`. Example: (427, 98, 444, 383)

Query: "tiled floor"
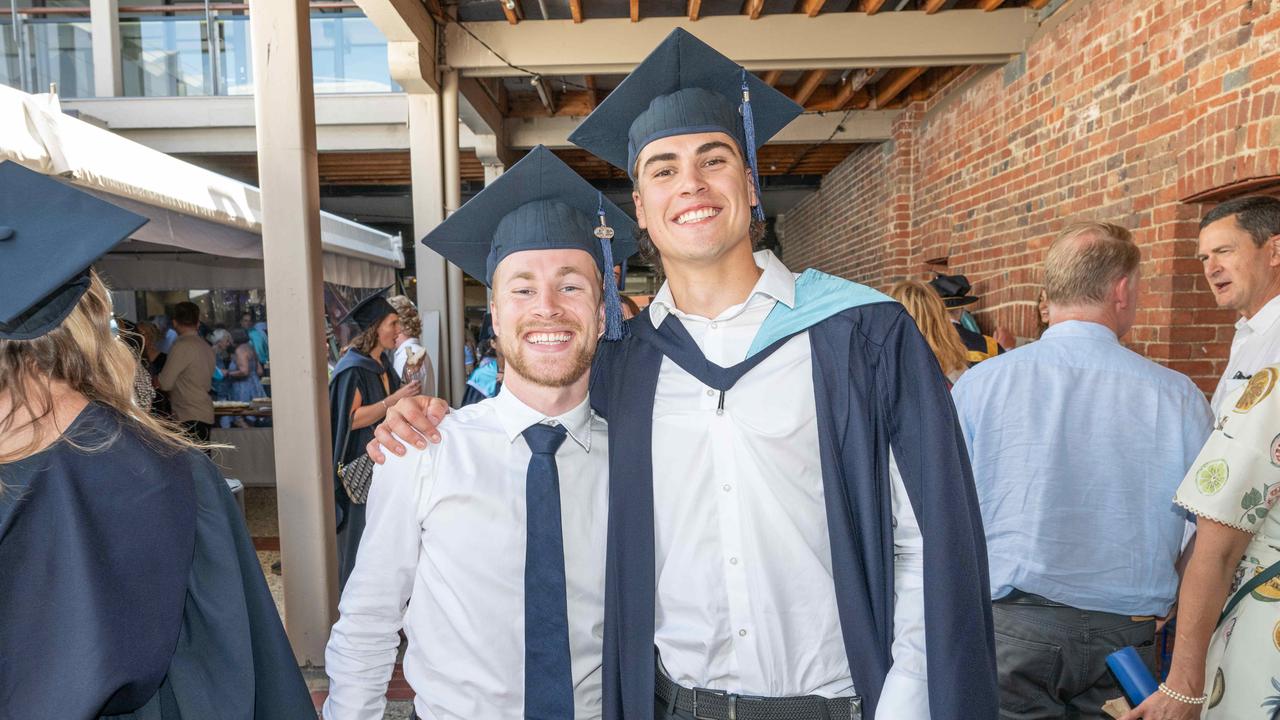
(245, 487, 414, 718)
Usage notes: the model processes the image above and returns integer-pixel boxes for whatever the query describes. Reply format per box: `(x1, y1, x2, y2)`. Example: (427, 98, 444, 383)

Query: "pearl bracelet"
(1158, 682, 1208, 705)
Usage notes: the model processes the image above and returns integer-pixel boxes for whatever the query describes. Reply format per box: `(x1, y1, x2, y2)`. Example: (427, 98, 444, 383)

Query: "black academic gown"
(328, 348, 399, 590)
(591, 302, 999, 720)
(0, 403, 313, 720)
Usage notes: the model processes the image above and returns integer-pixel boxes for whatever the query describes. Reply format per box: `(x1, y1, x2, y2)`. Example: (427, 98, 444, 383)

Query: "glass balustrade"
(3, 10, 394, 98)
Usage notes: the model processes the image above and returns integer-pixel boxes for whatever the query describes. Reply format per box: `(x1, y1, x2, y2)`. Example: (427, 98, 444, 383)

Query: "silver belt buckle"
(848, 695, 862, 720)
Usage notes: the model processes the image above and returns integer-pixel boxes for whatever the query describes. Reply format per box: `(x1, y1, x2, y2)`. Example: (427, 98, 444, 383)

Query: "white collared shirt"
(1212, 293, 1280, 414)
(324, 390, 609, 720)
(646, 250, 929, 716)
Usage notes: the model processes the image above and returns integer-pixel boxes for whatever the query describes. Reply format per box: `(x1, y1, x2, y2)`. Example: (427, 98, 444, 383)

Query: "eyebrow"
(639, 141, 738, 173)
(508, 266, 591, 282)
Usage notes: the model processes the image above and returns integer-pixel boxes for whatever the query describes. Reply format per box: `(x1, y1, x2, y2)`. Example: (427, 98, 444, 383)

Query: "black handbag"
(337, 453, 376, 505)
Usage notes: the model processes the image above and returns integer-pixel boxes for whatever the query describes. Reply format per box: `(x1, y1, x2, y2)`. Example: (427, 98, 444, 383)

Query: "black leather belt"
(656, 671, 862, 720)
(994, 589, 1069, 607)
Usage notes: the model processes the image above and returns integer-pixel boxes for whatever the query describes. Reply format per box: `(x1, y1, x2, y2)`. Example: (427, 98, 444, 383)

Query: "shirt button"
(738, 629, 748, 637)
(729, 557, 738, 565)
(710, 321, 719, 329)
(706, 388, 715, 397)
(722, 484, 731, 492)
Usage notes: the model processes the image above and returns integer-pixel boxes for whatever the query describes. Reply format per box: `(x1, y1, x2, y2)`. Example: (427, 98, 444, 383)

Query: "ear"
(489, 298, 501, 339)
(632, 188, 648, 230)
(597, 297, 607, 341)
(1268, 234, 1280, 267)
(1114, 274, 1133, 308)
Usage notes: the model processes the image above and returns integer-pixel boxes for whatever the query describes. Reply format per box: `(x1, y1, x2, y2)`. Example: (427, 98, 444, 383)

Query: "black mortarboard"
(0, 161, 149, 341)
(929, 274, 981, 308)
(421, 145, 637, 340)
(567, 28, 803, 221)
(339, 287, 396, 332)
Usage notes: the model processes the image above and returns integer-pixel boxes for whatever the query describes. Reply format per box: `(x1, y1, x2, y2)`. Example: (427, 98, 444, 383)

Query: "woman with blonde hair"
(888, 279, 971, 385)
(0, 164, 312, 718)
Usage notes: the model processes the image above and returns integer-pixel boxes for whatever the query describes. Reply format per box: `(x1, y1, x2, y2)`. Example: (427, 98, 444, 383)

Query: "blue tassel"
(597, 192, 626, 341)
(740, 69, 765, 223)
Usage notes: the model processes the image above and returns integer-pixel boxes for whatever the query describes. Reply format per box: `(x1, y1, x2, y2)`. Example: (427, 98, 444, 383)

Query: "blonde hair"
(888, 279, 970, 378)
(1044, 222, 1139, 306)
(387, 295, 421, 337)
(0, 271, 200, 467)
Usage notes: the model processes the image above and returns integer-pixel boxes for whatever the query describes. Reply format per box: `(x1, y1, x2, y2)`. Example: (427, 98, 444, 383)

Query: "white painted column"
(89, 0, 122, 97)
(442, 69, 466, 403)
(408, 91, 449, 400)
(249, 0, 337, 665)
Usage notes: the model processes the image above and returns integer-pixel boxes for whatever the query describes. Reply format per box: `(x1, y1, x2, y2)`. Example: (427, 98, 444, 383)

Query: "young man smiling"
(371, 30, 998, 720)
(323, 147, 636, 720)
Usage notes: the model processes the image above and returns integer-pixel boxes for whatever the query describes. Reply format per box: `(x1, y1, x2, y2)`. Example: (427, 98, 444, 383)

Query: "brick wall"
(777, 0, 1280, 392)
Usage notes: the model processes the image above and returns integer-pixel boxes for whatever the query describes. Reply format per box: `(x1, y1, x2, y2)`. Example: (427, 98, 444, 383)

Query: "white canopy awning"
(0, 86, 404, 289)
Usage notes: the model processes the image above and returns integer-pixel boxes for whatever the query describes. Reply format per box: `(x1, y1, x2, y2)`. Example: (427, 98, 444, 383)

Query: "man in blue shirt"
(952, 221, 1213, 720)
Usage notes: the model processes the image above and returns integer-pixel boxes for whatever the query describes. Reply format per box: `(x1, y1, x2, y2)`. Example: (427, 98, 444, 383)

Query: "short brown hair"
(1043, 221, 1140, 306)
(172, 301, 200, 328)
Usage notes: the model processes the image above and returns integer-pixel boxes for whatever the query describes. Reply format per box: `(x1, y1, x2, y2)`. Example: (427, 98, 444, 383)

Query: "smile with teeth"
(674, 207, 721, 225)
(526, 332, 572, 345)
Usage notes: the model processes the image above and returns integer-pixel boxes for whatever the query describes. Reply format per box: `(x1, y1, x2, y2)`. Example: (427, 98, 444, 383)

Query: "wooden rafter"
(585, 75, 599, 109)
(569, 0, 583, 22)
(1026, 0, 1051, 7)
(922, 0, 947, 13)
(976, 0, 1006, 8)
(857, 0, 886, 12)
(501, 0, 521, 24)
(741, 0, 765, 19)
(808, 67, 874, 110)
(800, 0, 824, 15)
(761, 69, 783, 87)
(874, 66, 926, 107)
(688, 0, 702, 20)
(908, 65, 964, 101)
(791, 69, 828, 106)
(630, 0, 640, 22)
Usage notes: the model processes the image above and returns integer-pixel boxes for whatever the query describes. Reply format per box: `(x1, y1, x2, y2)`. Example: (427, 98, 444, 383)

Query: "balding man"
(952, 222, 1213, 720)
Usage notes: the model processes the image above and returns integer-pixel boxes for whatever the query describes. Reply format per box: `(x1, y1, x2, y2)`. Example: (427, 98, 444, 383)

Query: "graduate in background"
(0, 162, 313, 718)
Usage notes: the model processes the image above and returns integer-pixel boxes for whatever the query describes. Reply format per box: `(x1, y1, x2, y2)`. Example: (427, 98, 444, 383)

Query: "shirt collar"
(648, 250, 796, 327)
(1040, 320, 1121, 344)
(1241, 293, 1280, 334)
(493, 387, 594, 453)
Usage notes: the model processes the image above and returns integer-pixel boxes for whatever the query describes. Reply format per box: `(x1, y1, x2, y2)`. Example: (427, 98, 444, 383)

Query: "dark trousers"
(994, 596, 1157, 720)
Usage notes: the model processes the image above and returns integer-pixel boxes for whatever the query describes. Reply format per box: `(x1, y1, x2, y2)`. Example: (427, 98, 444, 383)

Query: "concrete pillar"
(249, 0, 337, 664)
(408, 92, 449, 400)
(89, 0, 122, 97)
(442, 69, 466, 403)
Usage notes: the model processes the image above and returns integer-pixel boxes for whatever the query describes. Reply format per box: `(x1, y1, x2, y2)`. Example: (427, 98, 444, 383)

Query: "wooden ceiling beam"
(858, 0, 886, 12)
(630, 0, 640, 21)
(688, 0, 702, 20)
(791, 69, 828, 106)
(976, 0, 1006, 8)
(800, 0, 825, 15)
(808, 67, 874, 110)
(874, 66, 926, 107)
(922, 0, 947, 13)
(761, 69, 783, 87)
(741, 0, 765, 19)
(569, 0, 583, 22)
(585, 74, 599, 109)
(1026, 0, 1051, 7)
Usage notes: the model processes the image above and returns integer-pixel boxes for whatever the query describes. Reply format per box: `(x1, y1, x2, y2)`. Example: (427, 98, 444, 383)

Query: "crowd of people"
(2, 25, 1278, 720)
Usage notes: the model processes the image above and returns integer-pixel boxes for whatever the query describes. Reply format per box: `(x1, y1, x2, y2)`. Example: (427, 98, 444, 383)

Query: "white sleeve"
(323, 447, 432, 720)
(874, 450, 931, 719)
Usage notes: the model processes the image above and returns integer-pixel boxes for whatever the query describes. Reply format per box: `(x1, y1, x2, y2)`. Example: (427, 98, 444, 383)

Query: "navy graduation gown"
(0, 402, 313, 719)
(328, 349, 400, 590)
(590, 297, 998, 720)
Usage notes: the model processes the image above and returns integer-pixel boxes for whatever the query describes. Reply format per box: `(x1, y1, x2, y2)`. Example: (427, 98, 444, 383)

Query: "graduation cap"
(421, 145, 638, 340)
(567, 28, 803, 222)
(929, 274, 981, 308)
(0, 161, 149, 341)
(339, 286, 396, 332)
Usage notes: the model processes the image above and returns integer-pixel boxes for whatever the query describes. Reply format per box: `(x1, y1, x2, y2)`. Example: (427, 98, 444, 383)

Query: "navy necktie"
(522, 422, 573, 719)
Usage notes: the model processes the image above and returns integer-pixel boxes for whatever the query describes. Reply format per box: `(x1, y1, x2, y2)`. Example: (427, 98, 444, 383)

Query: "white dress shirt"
(1211, 293, 1280, 414)
(324, 389, 609, 720)
(647, 250, 929, 716)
